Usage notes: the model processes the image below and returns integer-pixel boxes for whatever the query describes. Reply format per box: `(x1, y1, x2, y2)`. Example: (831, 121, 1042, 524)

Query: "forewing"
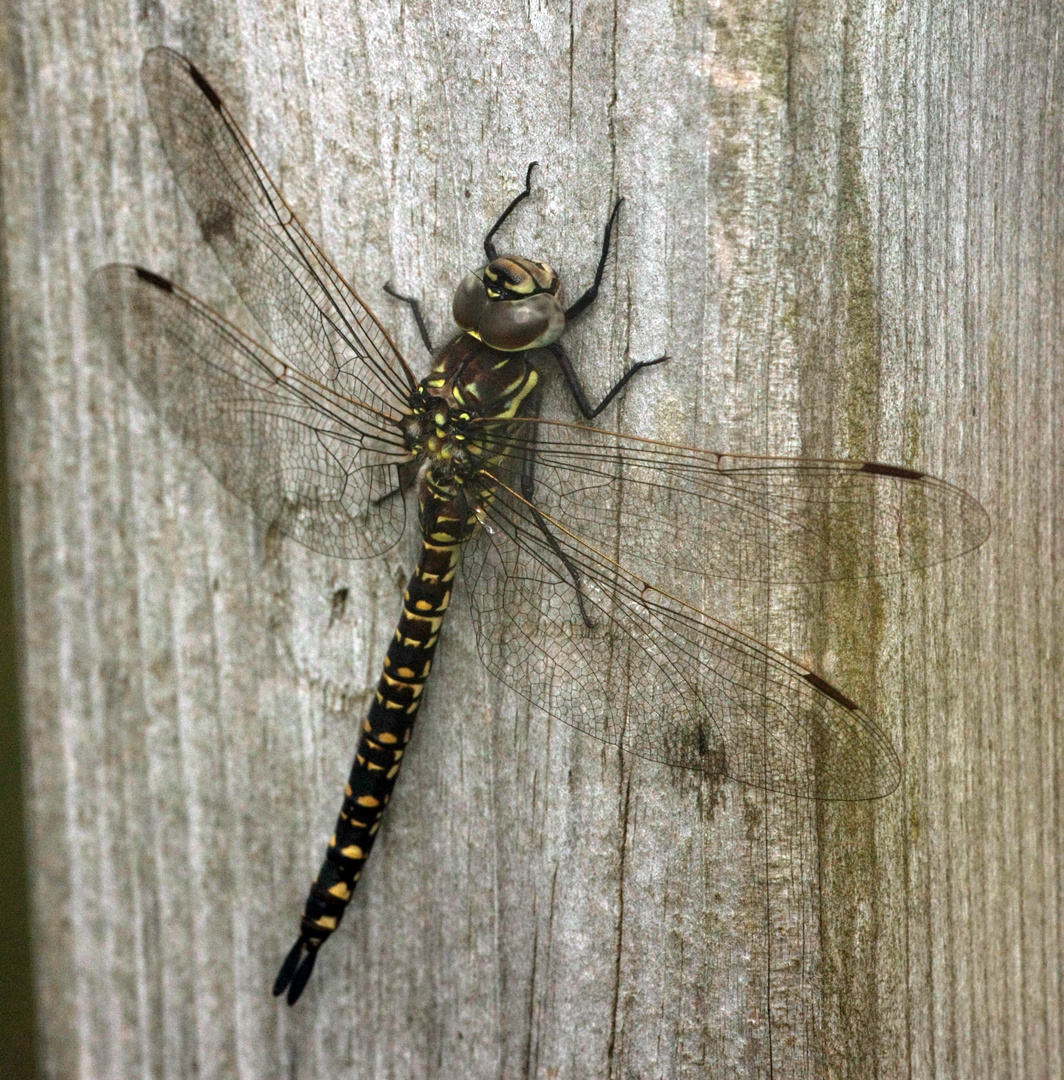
(91, 264, 411, 559)
(463, 478, 902, 800)
(140, 47, 416, 416)
(476, 418, 989, 588)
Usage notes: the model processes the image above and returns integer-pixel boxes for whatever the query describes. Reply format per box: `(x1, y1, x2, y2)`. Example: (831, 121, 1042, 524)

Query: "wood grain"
(2, 0, 1058, 1076)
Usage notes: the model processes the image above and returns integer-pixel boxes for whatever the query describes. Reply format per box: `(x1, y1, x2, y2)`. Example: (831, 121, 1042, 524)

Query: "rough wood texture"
(2, 0, 1058, 1076)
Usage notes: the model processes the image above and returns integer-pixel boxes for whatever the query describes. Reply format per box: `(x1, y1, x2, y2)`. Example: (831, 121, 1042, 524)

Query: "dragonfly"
(90, 47, 989, 1006)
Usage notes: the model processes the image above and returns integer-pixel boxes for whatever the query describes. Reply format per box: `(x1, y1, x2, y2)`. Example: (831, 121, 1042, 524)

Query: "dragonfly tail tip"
(286, 948, 318, 1005)
(273, 936, 308, 999)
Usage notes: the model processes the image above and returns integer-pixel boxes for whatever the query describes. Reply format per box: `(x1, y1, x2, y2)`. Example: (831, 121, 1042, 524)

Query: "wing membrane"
(463, 477, 902, 800)
(475, 417, 989, 588)
(90, 264, 411, 558)
(140, 47, 416, 417)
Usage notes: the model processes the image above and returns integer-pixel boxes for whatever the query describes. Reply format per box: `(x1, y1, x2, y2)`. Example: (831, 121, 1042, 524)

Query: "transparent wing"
(140, 46, 417, 417)
(474, 417, 990, 588)
(460, 419, 986, 797)
(91, 264, 412, 558)
(463, 475, 902, 800)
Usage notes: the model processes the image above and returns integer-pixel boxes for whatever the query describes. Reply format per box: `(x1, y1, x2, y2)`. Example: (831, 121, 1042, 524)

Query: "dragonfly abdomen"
(273, 535, 461, 1004)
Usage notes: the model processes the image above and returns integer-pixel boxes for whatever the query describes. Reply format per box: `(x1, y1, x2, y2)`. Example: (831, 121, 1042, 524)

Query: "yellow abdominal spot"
(404, 611, 443, 631)
(383, 671, 422, 691)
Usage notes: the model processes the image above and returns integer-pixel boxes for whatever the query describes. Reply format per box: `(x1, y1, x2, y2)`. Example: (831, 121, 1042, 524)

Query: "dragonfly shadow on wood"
(89, 47, 990, 1006)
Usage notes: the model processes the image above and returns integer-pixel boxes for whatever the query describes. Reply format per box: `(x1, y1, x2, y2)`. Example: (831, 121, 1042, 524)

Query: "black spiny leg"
(519, 426, 596, 630)
(484, 163, 538, 260)
(550, 342, 668, 420)
(386, 161, 539, 343)
(555, 195, 668, 418)
(371, 460, 419, 509)
(384, 283, 435, 355)
(565, 196, 623, 321)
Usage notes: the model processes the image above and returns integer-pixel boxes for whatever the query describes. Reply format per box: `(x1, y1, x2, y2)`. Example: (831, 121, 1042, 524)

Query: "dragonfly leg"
(384, 283, 434, 355)
(549, 341, 668, 420)
(483, 163, 538, 261)
(520, 439, 597, 630)
(372, 460, 418, 508)
(556, 195, 668, 418)
(565, 197, 623, 320)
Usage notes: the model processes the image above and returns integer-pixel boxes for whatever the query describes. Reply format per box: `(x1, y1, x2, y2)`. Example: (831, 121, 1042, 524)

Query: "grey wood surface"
(2, 0, 1058, 1076)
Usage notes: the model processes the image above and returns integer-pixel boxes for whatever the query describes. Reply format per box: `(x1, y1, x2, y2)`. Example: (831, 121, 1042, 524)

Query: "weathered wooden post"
(3, 1, 1058, 1077)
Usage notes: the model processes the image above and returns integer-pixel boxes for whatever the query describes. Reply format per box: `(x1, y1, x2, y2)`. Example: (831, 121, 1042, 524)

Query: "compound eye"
(478, 292, 566, 351)
(453, 271, 488, 331)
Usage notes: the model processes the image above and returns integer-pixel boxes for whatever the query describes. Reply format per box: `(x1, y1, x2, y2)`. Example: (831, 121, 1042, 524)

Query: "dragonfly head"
(452, 255, 566, 351)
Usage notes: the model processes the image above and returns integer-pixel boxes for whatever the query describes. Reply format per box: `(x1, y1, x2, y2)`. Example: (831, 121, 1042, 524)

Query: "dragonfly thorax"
(452, 255, 565, 351)
(412, 335, 540, 429)
(421, 400, 474, 467)
(405, 335, 541, 512)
